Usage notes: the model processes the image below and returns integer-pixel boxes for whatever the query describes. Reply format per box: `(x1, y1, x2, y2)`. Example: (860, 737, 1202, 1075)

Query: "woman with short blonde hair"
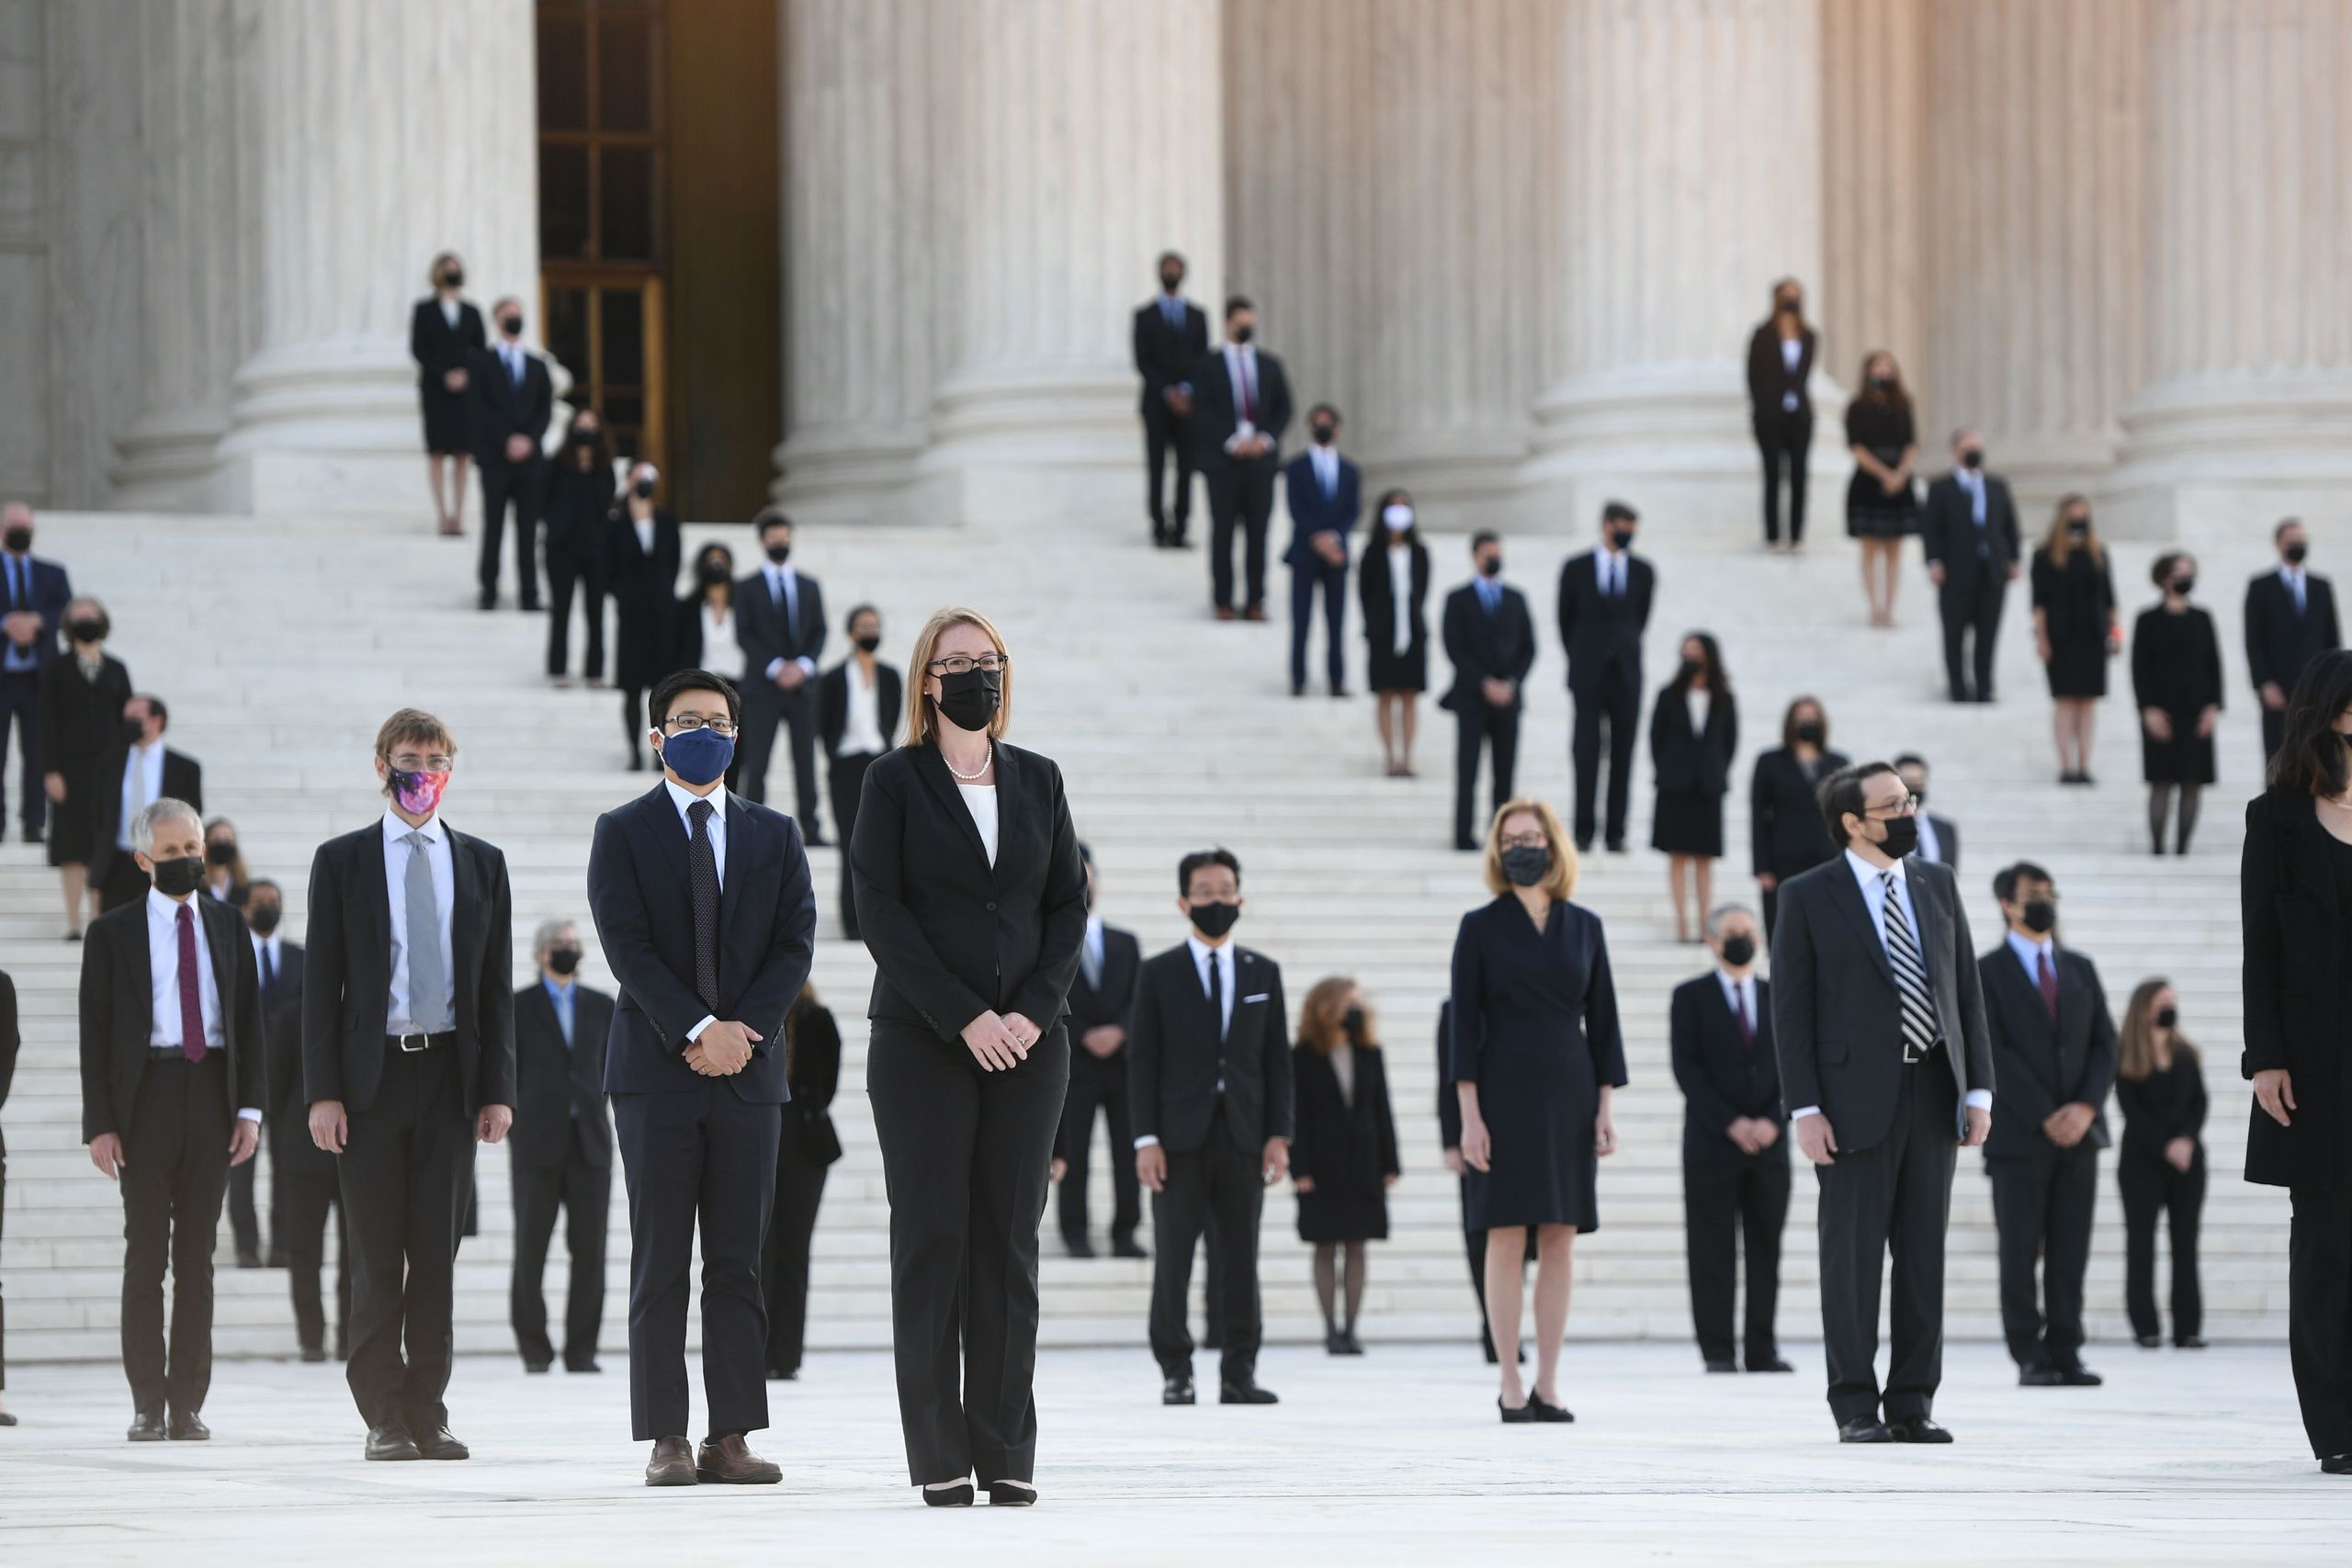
(411, 250, 484, 536)
(1289, 977, 1401, 1355)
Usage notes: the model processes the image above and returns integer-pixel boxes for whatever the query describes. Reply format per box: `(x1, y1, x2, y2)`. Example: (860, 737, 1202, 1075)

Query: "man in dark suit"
(587, 668, 816, 1487)
(1920, 429, 2021, 705)
(0, 962, 15, 1420)
(509, 919, 615, 1375)
(1670, 905, 1792, 1375)
(1130, 848, 1292, 1405)
(1771, 761, 1995, 1443)
(249, 879, 344, 1362)
(471, 298, 552, 612)
(1441, 532, 1536, 852)
(1134, 251, 1209, 547)
(1976, 861, 2115, 1387)
(1191, 297, 1294, 620)
(1282, 405, 1360, 697)
(817, 604, 900, 940)
(734, 509, 828, 842)
(97, 694, 204, 911)
(1056, 845, 1145, 1258)
(1, 501, 71, 843)
(2245, 517, 2342, 761)
(302, 708, 514, 1461)
(78, 798, 264, 1440)
(1557, 501, 1656, 852)
(1894, 753, 1960, 873)
(1745, 279, 1816, 547)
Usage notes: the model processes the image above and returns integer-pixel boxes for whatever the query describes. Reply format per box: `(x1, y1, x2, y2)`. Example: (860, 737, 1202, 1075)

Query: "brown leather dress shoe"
(695, 1434, 781, 1484)
(646, 1436, 697, 1487)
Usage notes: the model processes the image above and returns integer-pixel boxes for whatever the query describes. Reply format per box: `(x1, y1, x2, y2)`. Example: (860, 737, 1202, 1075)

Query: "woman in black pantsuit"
(1451, 797, 1625, 1422)
(853, 607, 1087, 1506)
(411, 252, 485, 536)
(1747, 279, 1815, 550)
(2031, 495, 2119, 784)
(37, 599, 130, 938)
(763, 982, 842, 1380)
(1748, 696, 1847, 941)
(1358, 489, 1431, 776)
(2132, 551, 2223, 855)
(602, 463, 680, 772)
(1650, 632, 1737, 942)
(542, 408, 615, 687)
(2114, 978, 2206, 1350)
(1289, 977, 1400, 1355)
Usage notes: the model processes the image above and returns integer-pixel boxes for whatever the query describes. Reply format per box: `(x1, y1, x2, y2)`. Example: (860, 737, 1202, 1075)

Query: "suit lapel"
(447, 827, 480, 1000)
(1906, 863, 1947, 982)
(199, 897, 236, 1026)
(720, 792, 752, 927)
(989, 744, 1026, 886)
(1826, 864, 1894, 985)
(911, 742, 993, 875)
(629, 784, 691, 888)
(356, 827, 391, 989)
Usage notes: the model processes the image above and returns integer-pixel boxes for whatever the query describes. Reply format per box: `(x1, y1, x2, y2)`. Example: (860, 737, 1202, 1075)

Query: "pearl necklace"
(943, 748, 990, 782)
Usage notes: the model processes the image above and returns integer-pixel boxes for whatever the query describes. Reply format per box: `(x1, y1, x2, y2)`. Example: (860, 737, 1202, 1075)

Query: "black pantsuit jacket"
(1669, 972, 1790, 1363)
(1056, 920, 1143, 1243)
(1748, 747, 1849, 931)
(603, 509, 682, 695)
(508, 979, 615, 1371)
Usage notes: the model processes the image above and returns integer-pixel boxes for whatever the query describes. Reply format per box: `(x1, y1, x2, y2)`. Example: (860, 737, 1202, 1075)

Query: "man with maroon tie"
(77, 798, 263, 1441)
(1191, 297, 1294, 622)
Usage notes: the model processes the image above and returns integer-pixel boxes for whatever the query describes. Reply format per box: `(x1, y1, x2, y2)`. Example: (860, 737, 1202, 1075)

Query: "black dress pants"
(1939, 570, 2006, 701)
(828, 751, 878, 938)
(613, 1077, 780, 1442)
(865, 1021, 1067, 1484)
(1813, 1050, 1959, 1427)
(0, 668, 42, 834)
(224, 1147, 264, 1264)
(545, 548, 606, 679)
(478, 454, 545, 605)
(0, 1127, 9, 1389)
(119, 1053, 232, 1415)
(2288, 1182, 2352, 1460)
(1754, 412, 1811, 544)
(1570, 677, 1638, 848)
(2264, 705, 2289, 762)
(740, 685, 823, 836)
(1289, 558, 1347, 692)
(1453, 705, 1521, 849)
(763, 1112, 831, 1376)
(1057, 1048, 1140, 1245)
(1205, 463, 1277, 612)
(509, 1122, 611, 1370)
(275, 1136, 348, 1356)
(2119, 1146, 2203, 1343)
(1147, 1115, 1265, 1387)
(1142, 400, 1195, 542)
(1987, 1145, 2098, 1371)
(339, 1043, 475, 1432)
(1683, 1137, 1792, 1365)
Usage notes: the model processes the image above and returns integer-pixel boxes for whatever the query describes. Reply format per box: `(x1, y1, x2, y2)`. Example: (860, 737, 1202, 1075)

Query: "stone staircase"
(0, 502, 2286, 1366)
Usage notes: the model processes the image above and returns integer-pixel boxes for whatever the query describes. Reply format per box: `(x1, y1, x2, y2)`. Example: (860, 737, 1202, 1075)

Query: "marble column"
(1819, 0, 1928, 424)
(2109, 0, 2352, 538)
(210, 0, 538, 514)
(1523, 0, 1833, 530)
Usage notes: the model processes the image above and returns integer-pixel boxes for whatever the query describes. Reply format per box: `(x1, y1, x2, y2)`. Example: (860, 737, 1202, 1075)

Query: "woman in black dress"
(1748, 696, 1848, 940)
(763, 981, 842, 1380)
(36, 598, 130, 938)
(1843, 351, 1920, 628)
(2031, 495, 2120, 784)
(542, 407, 615, 688)
(2113, 977, 2206, 1350)
(2241, 649, 2352, 1472)
(1289, 976, 1401, 1356)
(410, 251, 485, 536)
(602, 461, 680, 770)
(1651, 631, 1738, 942)
(2132, 550, 2223, 854)
(1451, 797, 1625, 1421)
(1358, 489, 1430, 777)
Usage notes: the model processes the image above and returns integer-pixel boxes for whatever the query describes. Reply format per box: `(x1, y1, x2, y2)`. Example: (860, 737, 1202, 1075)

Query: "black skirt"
(1651, 785, 1724, 857)
(1365, 636, 1427, 694)
(419, 385, 473, 456)
(2141, 707, 2217, 784)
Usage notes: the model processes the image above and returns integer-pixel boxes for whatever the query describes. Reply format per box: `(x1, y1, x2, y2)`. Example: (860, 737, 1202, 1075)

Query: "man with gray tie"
(302, 709, 514, 1461)
(1920, 429, 2020, 705)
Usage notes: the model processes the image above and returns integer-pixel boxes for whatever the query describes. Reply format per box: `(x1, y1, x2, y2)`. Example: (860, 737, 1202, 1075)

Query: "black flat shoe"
(1064, 1235, 1096, 1259)
(1162, 1376, 1194, 1406)
(2019, 1366, 2067, 1386)
(1525, 1393, 1574, 1423)
(2135, 1335, 2162, 1348)
(524, 1359, 552, 1374)
(1838, 1416, 1894, 1443)
(2176, 1337, 2207, 1349)
(1704, 1358, 1738, 1374)
(0, 1410, 16, 1427)
(1337, 1330, 1364, 1356)
(1886, 1416, 1953, 1444)
(922, 1482, 975, 1507)
(365, 1423, 421, 1461)
(1747, 1356, 1794, 1373)
(1498, 1397, 1533, 1425)
(2057, 1366, 2103, 1386)
(985, 1480, 1037, 1506)
(1325, 1331, 1346, 1356)
(1219, 1381, 1278, 1404)
(1111, 1235, 1148, 1259)
(2323, 1454, 2352, 1475)
(300, 1346, 328, 1363)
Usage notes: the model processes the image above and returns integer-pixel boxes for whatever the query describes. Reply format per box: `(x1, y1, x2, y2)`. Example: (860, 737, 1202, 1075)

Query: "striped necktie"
(1881, 872, 1938, 1063)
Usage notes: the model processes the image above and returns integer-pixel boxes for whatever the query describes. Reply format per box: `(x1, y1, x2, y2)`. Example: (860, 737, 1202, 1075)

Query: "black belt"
(387, 1030, 457, 1053)
(148, 1045, 221, 1059)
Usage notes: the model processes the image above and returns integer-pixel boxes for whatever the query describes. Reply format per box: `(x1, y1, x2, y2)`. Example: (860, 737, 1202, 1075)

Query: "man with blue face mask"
(587, 668, 817, 1487)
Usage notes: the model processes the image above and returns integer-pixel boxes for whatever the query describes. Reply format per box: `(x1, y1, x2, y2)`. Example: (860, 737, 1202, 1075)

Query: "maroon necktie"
(175, 902, 206, 1061)
(1735, 983, 1754, 1049)
(2037, 949, 2059, 1021)
(1239, 351, 1257, 423)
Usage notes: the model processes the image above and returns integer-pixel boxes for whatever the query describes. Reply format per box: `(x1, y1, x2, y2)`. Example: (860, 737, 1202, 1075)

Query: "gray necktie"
(1080, 931, 1103, 991)
(404, 831, 448, 1032)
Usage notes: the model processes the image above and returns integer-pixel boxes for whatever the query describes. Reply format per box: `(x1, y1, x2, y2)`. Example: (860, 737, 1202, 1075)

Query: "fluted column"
(2109, 0, 2352, 536)
(1819, 0, 1928, 422)
(210, 0, 538, 514)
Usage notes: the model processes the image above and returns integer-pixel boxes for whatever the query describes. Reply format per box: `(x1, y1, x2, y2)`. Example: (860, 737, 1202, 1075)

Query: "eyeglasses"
(927, 653, 1008, 676)
(1498, 832, 1550, 850)
(1862, 794, 1922, 818)
(390, 754, 455, 773)
(662, 715, 739, 737)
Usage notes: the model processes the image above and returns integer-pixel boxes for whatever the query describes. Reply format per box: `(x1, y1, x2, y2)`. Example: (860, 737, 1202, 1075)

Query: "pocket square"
(1241, 992, 1270, 1004)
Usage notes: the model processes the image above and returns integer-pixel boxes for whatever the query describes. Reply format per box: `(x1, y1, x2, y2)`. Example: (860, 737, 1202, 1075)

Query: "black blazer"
(604, 509, 683, 690)
(1669, 973, 1785, 1145)
(89, 746, 204, 889)
(1555, 551, 1656, 695)
(735, 568, 827, 697)
(470, 344, 553, 460)
(1920, 471, 2021, 588)
(411, 297, 486, 386)
(259, 939, 308, 1135)
(1133, 297, 1209, 408)
(79, 893, 265, 1145)
(818, 659, 903, 758)
(2117, 1051, 2207, 1156)
(1921, 813, 1961, 872)
(1, 552, 73, 667)
(1438, 581, 1536, 713)
(1288, 1042, 1400, 1193)
(1127, 942, 1294, 1153)
(1650, 683, 1737, 796)
(1282, 451, 1362, 567)
(1189, 345, 1294, 472)
(1746, 321, 1816, 419)
(511, 979, 616, 1169)
(2241, 786, 2352, 1190)
(0, 967, 17, 1115)
(587, 784, 816, 1103)
(1749, 746, 1848, 878)
(1434, 1000, 1461, 1151)
(2243, 570, 2341, 696)
(1976, 942, 2116, 1159)
(300, 819, 515, 1117)
(850, 740, 1088, 1042)
(542, 461, 617, 561)
(785, 996, 843, 1166)
(1770, 854, 1995, 1152)
(1357, 536, 1430, 656)
(1062, 921, 1142, 1042)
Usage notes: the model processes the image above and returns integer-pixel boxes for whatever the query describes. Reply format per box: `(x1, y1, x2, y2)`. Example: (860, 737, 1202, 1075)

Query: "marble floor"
(0, 1341, 2343, 1564)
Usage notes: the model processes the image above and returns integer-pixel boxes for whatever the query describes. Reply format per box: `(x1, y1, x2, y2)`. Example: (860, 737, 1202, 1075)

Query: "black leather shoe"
(129, 1408, 167, 1442)
(2176, 1337, 2208, 1349)
(566, 1359, 603, 1373)
(167, 1409, 209, 1441)
(1498, 1397, 1533, 1425)
(235, 1249, 264, 1269)
(300, 1346, 328, 1364)
(524, 1359, 553, 1374)
(2057, 1365, 2103, 1386)
(1525, 1392, 1574, 1423)
(985, 1480, 1037, 1506)
(1838, 1416, 1894, 1443)
(2322, 1454, 2352, 1475)
(1161, 1376, 1195, 1406)
(1219, 1380, 1278, 1404)
(922, 1482, 976, 1506)
(414, 1425, 470, 1461)
(365, 1423, 421, 1461)
(1336, 1329, 1364, 1356)
(1747, 1356, 1795, 1373)
(1064, 1235, 1096, 1259)
(1887, 1416, 1953, 1444)
(1704, 1358, 1738, 1373)
(2019, 1365, 2067, 1386)
(1111, 1235, 1148, 1259)
(2135, 1335, 2163, 1348)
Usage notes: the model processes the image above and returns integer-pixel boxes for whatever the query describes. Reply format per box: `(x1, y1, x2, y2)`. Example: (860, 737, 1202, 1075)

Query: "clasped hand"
(961, 1010, 1035, 1072)
(686, 1019, 762, 1076)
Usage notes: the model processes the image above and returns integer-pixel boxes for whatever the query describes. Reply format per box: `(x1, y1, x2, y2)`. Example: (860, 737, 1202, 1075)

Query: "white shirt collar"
(1186, 933, 1233, 970)
(1845, 846, 1905, 892)
(2007, 929, 2053, 970)
(1714, 965, 1754, 1002)
(381, 809, 444, 847)
(147, 885, 198, 922)
(663, 777, 725, 818)
(1085, 912, 1103, 947)
(2282, 563, 2304, 587)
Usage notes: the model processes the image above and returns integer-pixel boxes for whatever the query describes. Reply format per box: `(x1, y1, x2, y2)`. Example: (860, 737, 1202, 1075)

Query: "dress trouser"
(1814, 1045, 1958, 1427)
(1753, 412, 1812, 544)
(1289, 558, 1348, 691)
(1057, 1048, 1141, 1244)
(1205, 463, 1277, 612)
(509, 1120, 611, 1369)
(0, 1126, 8, 1389)
(740, 684, 823, 835)
(224, 1146, 264, 1262)
(275, 1135, 348, 1355)
(1147, 1106, 1266, 1387)
(1142, 400, 1194, 541)
(828, 751, 877, 937)
(2263, 706, 2289, 762)
(1453, 704, 1521, 848)
(1683, 1135, 1792, 1365)
(2288, 1182, 2352, 1460)
(119, 1052, 232, 1415)
(763, 1111, 831, 1375)
(339, 1042, 474, 1432)
(1987, 1145, 2098, 1371)
(2118, 1145, 2203, 1342)
(1939, 569, 2006, 701)
(478, 453, 545, 604)
(1570, 674, 1638, 848)
(866, 1020, 1068, 1484)
(0, 668, 42, 833)
(545, 547, 607, 678)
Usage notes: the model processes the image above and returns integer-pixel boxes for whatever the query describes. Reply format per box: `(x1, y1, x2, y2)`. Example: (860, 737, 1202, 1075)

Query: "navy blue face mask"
(660, 726, 734, 787)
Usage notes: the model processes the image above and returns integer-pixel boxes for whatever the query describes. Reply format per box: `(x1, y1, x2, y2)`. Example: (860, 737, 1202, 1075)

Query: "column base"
(772, 425, 928, 529)
(108, 407, 231, 512)
(909, 364, 1137, 527)
(209, 336, 449, 515)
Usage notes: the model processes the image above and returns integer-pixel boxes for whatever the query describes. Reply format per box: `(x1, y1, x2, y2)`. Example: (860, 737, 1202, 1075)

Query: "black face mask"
(1160, 273, 1183, 293)
(854, 632, 882, 654)
(2285, 542, 2309, 566)
(1499, 845, 1551, 887)
(548, 947, 582, 976)
(2154, 1005, 2178, 1030)
(500, 315, 524, 337)
(1229, 323, 1254, 344)
(632, 478, 656, 500)
(2, 525, 28, 553)
(1960, 448, 1984, 469)
(933, 667, 1001, 733)
(1340, 1006, 1367, 1043)
(1775, 297, 1800, 315)
(1189, 898, 1240, 939)
(2066, 519, 2090, 539)
(1793, 720, 1825, 746)
(1310, 422, 1337, 445)
(766, 542, 790, 564)
(70, 617, 107, 644)
(2172, 576, 2195, 597)
(1478, 555, 1502, 578)
(1868, 376, 1894, 391)
(206, 840, 239, 866)
(2020, 898, 2058, 934)
(697, 558, 731, 586)
(1872, 815, 1919, 860)
(246, 903, 281, 935)
(1609, 526, 1635, 551)
(120, 717, 147, 745)
(571, 427, 600, 447)
(442, 268, 463, 288)
(151, 855, 206, 897)
(1679, 658, 1703, 684)
(1720, 933, 1757, 967)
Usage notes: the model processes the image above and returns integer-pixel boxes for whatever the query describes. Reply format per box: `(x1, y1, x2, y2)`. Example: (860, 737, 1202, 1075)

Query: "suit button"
(986, 900, 997, 912)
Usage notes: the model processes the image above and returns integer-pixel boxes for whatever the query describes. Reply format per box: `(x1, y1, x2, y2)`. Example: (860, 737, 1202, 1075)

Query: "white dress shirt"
(1080, 914, 1105, 984)
(382, 810, 457, 1035)
(439, 296, 460, 329)
(760, 563, 817, 682)
(1685, 686, 1712, 739)
(838, 658, 887, 757)
(1914, 811, 1945, 865)
(2007, 929, 2056, 988)
(1600, 547, 1632, 598)
(632, 513, 656, 558)
(1715, 966, 1758, 1032)
(1386, 545, 1413, 654)
(1136, 935, 1239, 1151)
(1779, 335, 1802, 412)
(2282, 563, 2309, 615)
(1221, 344, 1261, 452)
(956, 782, 999, 867)
(662, 777, 728, 1043)
(117, 741, 165, 849)
(1959, 467, 1987, 526)
(699, 602, 745, 680)
(1329, 1041, 1356, 1107)
(1309, 444, 1339, 499)
(146, 888, 259, 1122)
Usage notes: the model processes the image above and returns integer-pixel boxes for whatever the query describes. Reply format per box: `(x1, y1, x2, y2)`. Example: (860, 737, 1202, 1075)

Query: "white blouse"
(956, 782, 999, 867)
(1685, 687, 1711, 738)
(1329, 1042, 1357, 1108)
(1387, 545, 1413, 654)
(700, 603, 744, 680)
(838, 658, 887, 757)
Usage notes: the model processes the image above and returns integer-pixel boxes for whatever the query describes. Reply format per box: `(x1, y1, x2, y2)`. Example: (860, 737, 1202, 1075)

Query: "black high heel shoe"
(1526, 1392, 1575, 1423)
(986, 1480, 1037, 1506)
(922, 1482, 975, 1507)
(1498, 1396, 1533, 1425)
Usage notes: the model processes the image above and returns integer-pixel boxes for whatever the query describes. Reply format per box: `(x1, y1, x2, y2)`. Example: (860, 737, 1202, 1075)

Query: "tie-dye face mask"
(388, 766, 450, 818)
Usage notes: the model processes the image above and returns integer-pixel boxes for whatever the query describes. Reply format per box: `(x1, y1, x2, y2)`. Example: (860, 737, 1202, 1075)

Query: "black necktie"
(1205, 948, 1224, 1041)
(688, 799, 720, 1011)
(260, 943, 277, 1003)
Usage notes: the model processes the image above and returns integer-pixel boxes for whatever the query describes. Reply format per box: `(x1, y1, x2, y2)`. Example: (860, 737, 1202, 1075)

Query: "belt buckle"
(396, 1031, 431, 1054)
